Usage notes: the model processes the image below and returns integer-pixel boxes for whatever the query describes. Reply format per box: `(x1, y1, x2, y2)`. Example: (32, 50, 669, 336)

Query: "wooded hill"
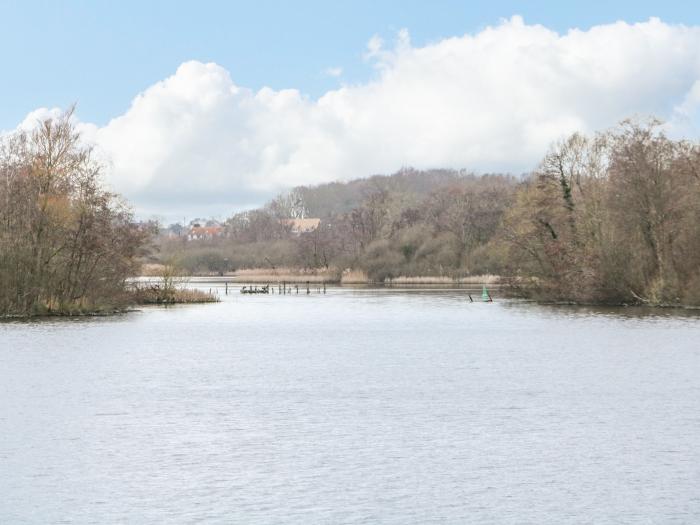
(157, 169, 519, 280)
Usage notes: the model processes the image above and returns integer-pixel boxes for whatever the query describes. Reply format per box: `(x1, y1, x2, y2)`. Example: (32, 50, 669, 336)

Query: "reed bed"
(340, 269, 369, 284)
(130, 285, 218, 304)
(385, 274, 501, 285)
(230, 267, 338, 283)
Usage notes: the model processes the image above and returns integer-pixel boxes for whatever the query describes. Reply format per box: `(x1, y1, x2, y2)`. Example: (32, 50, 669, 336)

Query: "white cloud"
(11, 106, 98, 140)
(17, 107, 64, 132)
(324, 66, 343, 78)
(14, 17, 700, 218)
(365, 34, 384, 61)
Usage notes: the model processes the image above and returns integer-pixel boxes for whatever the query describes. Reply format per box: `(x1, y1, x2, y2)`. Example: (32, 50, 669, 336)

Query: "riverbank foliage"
(502, 120, 700, 306)
(0, 110, 148, 316)
(154, 120, 700, 306)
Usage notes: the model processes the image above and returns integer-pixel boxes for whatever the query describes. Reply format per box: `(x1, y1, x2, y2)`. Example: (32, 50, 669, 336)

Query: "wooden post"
(225, 282, 228, 295)
(306, 281, 310, 294)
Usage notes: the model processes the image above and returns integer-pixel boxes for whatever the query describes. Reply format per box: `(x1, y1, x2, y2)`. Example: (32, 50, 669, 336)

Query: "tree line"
(157, 120, 700, 306)
(14, 110, 695, 313)
(502, 120, 700, 306)
(156, 170, 518, 280)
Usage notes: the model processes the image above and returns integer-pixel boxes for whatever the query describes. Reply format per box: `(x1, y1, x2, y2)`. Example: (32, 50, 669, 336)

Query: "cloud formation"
(324, 66, 343, 78)
(17, 17, 700, 218)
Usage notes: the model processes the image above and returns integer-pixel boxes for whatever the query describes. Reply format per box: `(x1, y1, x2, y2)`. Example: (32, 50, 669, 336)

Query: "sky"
(2, 1, 700, 221)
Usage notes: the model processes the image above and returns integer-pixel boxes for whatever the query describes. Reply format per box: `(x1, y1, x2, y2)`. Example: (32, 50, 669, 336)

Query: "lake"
(1, 283, 699, 524)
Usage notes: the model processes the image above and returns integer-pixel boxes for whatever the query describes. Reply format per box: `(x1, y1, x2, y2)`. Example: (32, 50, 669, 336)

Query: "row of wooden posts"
(227, 282, 493, 301)
(228, 282, 326, 295)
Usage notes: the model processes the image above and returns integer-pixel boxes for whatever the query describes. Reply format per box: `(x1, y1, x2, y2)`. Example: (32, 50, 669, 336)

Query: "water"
(1, 285, 699, 524)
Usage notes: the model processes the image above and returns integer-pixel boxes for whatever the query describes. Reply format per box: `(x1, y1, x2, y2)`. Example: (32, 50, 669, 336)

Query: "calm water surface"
(1, 285, 699, 524)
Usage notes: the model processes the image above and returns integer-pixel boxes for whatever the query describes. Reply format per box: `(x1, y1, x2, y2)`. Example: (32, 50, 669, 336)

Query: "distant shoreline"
(139, 264, 501, 285)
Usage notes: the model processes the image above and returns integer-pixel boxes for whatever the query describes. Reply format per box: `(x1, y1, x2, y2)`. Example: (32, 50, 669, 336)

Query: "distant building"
(188, 224, 224, 240)
(281, 218, 321, 235)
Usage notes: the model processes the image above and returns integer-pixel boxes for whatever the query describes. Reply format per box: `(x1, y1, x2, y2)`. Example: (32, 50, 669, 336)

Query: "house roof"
(282, 218, 321, 232)
(190, 226, 223, 236)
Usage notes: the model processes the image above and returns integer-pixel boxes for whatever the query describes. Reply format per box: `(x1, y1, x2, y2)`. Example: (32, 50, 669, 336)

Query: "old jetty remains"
(238, 281, 328, 295)
(241, 285, 270, 294)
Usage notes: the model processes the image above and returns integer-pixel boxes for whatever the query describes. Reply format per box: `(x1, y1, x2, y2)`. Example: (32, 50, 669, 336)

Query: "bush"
(360, 239, 405, 281)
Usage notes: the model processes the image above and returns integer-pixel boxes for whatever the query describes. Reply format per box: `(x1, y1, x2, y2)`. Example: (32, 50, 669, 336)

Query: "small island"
(0, 110, 215, 318)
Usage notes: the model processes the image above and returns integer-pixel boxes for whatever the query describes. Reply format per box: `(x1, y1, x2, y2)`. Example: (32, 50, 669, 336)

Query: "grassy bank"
(230, 269, 501, 285)
(384, 274, 500, 285)
(0, 301, 132, 318)
(140, 263, 500, 285)
(0, 287, 219, 318)
(230, 267, 338, 283)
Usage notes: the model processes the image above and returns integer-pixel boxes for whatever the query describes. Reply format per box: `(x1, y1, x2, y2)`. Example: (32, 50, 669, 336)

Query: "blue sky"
(2, 0, 699, 129)
(3, 1, 700, 219)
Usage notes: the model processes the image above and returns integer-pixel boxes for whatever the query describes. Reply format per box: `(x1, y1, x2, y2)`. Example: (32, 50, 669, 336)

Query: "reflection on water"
(1, 284, 699, 523)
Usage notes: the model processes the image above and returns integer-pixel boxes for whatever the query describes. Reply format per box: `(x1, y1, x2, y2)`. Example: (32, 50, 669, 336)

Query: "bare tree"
(0, 109, 148, 316)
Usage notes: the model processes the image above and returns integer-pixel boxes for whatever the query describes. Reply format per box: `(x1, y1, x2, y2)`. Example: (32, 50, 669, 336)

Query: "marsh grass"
(229, 267, 338, 283)
(130, 285, 218, 304)
(131, 264, 218, 304)
(383, 274, 501, 285)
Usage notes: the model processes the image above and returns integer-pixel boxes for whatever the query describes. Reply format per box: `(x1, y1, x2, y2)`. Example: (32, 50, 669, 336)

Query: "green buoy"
(482, 285, 491, 302)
